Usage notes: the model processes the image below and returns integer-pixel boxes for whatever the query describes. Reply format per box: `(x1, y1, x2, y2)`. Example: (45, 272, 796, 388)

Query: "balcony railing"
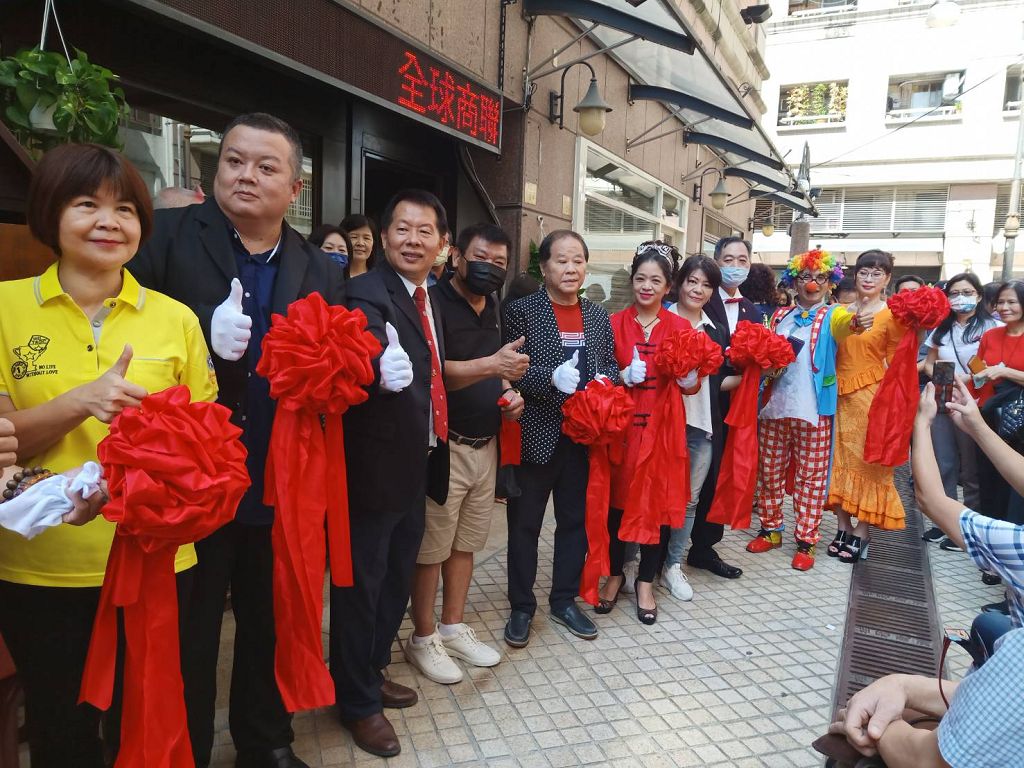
(788, 0, 857, 17)
(778, 112, 846, 127)
(885, 104, 960, 121)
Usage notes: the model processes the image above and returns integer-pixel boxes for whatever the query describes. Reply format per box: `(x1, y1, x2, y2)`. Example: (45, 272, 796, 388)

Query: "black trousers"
(182, 522, 292, 765)
(507, 436, 589, 615)
(0, 572, 191, 768)
(607, 508, 662, 583)
(330, 485, 426, 721)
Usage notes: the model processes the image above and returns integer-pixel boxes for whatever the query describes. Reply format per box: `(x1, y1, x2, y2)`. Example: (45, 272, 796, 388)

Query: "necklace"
(635, 312, 659, 340)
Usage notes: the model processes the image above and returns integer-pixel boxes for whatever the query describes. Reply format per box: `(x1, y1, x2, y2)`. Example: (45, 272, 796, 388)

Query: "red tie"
(413, 287, 448, 442)
(724, 297, 743, 304)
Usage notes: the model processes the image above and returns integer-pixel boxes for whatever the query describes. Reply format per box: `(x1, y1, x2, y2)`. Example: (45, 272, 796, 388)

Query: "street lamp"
(693, 167, 730, 210)
(548, 62, 612, 137)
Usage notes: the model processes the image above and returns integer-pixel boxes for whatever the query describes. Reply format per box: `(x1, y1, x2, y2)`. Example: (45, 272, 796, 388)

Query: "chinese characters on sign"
(396, 50, 501, 149)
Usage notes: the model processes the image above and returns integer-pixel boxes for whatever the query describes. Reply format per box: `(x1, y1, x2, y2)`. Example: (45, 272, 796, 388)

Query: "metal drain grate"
(831, 465, 943, 715)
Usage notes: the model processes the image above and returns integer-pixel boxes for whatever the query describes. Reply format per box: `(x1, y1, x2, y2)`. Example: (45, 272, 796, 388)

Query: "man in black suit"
(688, 236, 765, 580)
(329, 189, 450, 759)
(129, 112, 344, 768)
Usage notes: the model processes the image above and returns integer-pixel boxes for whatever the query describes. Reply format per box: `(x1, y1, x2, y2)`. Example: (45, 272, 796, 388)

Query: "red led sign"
(394, 50, 502, 149)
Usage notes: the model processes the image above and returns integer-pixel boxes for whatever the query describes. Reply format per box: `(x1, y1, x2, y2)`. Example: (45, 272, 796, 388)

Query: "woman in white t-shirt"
(922, 272, 1001, 541)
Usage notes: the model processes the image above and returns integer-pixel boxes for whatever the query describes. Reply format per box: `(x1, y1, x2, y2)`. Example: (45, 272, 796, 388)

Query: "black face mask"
(463, 261, 507, 296)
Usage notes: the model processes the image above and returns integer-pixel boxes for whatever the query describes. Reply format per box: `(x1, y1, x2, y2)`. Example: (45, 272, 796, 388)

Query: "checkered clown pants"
(755, 416, 832, 545)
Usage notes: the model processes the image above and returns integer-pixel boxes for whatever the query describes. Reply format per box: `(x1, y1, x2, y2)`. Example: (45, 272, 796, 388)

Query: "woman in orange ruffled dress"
(827, 249, 909, 562)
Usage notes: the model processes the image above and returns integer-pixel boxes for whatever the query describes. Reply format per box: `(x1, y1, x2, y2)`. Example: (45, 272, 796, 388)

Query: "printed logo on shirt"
(11, 335, 57, 380)
(560, 331, 585, 347)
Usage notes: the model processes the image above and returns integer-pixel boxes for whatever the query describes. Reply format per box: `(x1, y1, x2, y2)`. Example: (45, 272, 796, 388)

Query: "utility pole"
(1001, 66, 1024, 280)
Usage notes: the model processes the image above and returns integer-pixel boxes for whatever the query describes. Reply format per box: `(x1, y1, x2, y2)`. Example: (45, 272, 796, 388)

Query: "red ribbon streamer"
(864, 286, 949, 466)
(80, 386, 249, 768)
(256, 293, 380, 712)
(561, 380, 635, 606)
(707, 322, 795, 529)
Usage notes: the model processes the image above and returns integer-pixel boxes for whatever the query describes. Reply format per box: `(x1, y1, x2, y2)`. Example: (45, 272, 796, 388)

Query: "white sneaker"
(621, 558, 638, 594)
(662, 564, 693, 601)
(403, 633, 463, 684)
(440, 624, 501, 668)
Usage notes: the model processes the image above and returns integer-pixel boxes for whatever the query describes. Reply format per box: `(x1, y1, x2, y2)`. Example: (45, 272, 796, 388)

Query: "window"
(576, 141, 688, 254)
(809, 186, 948, 234)
(778, 81, 848, 127)
(753, 198, 794, 231)
(1005, 66, 1022, 112)
(995, 183, 1016, 236)
(886, 72, 964, 120)
(702, 215, 738, 255)
(788, 0, 857, 16)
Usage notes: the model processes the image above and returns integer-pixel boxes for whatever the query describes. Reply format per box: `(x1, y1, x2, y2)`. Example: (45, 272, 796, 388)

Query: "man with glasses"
(747, 250, 866, 570)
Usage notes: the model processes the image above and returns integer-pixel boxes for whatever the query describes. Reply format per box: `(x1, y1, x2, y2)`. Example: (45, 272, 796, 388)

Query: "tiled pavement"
(208, 504, 856, 768)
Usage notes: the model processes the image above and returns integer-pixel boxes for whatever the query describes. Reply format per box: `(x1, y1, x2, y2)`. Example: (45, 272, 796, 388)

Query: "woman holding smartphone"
(921, 273, 1000, 543)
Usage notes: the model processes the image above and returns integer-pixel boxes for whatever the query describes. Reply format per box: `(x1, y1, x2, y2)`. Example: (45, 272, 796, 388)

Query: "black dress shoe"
(921, 526, 945, 543)
(688, 554, 743, 579)
(982, 599, 1010, 615)
(235, 746, 310, 768)
(504, 610, 532, 648)
(549, 603, 598, 640)
(939, 537, 964, 552)
(981, 571, 1003, 586)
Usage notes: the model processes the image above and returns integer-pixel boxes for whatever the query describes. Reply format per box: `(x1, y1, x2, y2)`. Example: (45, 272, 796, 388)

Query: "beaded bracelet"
(2, 467, 55, 501)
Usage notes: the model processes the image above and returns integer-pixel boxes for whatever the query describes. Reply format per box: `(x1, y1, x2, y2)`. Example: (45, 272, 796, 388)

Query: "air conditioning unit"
(942, 72, 963, 102)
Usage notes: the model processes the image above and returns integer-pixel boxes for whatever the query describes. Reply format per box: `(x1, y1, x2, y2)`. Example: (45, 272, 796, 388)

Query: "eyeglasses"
(797, 273, 827, 285)
(948, 290, 977, 299)
(856, 269, 886, 280)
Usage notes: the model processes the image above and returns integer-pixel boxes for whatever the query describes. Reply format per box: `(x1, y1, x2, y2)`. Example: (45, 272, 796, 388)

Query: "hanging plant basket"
(0, 46, 129, 157)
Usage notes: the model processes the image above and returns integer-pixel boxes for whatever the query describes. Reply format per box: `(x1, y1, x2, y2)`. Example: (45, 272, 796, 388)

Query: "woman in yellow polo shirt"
(0, 144, 217, 768)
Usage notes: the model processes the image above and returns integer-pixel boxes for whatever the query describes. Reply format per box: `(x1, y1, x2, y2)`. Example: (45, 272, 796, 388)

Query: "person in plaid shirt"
(747, 250, 868, 570)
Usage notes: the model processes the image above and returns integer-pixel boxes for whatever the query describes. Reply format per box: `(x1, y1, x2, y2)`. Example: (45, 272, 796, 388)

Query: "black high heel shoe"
(838, 535, 869, 563)
(595, 575, 625, 614)
(826, 531, 847, 558)
(634, 579, 658, 625)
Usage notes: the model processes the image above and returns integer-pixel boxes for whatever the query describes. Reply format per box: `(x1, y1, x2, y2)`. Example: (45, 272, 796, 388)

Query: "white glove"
(211, 278, 252, 361)
(379, 322, 414, 393)
(0, 462, 103, 539)
(621, 346, 647, 387)
(677, 370, 699, 390)
(552, 350, 581, 395)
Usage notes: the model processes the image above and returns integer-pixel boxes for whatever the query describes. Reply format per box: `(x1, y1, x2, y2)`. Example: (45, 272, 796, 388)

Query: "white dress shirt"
(399, 273, 440, 447)
(669, 303, 715, 439)
(719, 286, 741, 334)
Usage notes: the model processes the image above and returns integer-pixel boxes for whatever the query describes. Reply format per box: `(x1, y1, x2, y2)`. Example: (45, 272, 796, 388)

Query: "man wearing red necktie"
(330, 189, 450, 758)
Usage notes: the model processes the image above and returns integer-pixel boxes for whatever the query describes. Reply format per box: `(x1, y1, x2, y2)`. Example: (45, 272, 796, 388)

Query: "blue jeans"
(664, 426, 714, 568)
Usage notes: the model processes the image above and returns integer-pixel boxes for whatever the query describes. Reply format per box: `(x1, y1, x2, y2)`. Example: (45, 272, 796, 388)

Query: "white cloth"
(669, 304, 715, 438)
(719, 287, 740, 334)
(0, 462, 103, 539)
(760, 305, 821, 425)
(398, 273, 440, 447)
(926, 317, 1002, 377)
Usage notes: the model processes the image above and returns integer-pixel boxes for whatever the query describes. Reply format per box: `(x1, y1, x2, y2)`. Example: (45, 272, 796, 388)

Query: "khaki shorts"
(418, 438, 498, 564)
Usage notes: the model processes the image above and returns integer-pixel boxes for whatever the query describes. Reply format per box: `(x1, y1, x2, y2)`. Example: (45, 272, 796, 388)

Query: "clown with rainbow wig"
(746, 249, 866, 570)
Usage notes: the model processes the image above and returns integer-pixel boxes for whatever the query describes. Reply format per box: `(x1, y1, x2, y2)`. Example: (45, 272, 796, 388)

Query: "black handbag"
(983, 382, 1024, 451)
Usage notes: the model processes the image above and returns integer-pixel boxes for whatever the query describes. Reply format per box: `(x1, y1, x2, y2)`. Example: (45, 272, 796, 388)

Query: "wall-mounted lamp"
(548, 62, 613, 137)
(693, 167, 730, 210)
(748, 215, 775, 237)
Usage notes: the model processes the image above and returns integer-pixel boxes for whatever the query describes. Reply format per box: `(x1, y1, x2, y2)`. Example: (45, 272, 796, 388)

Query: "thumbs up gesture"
(73, 345, 149, 423)
(621, 346, 647, 387)
(552, 349, 581, 394)
(210, 278, 252, 361)
(379, 322, 415, 393)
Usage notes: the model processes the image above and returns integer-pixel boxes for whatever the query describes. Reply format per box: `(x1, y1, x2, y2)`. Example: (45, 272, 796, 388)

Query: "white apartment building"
(752, 0, 1024, 282)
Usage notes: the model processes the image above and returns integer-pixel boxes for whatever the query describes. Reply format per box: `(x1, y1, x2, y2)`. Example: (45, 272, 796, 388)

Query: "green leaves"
(0, 45, 128, 156)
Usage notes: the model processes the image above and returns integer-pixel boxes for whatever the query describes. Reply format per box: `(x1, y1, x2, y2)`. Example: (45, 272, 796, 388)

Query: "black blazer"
(502, 290, 619, 465)
(343, 262, 449, 511)
(127, 198, 346, 417)
(704, 290, 765, 346)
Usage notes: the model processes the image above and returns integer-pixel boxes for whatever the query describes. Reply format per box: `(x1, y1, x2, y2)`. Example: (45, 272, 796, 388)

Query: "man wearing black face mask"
(403, 223, 529, 684)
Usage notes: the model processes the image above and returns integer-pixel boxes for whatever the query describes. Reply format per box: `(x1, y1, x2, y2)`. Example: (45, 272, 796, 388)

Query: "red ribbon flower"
(864, 286, 950, 466)
(708, 321, 796, 529)
(619, 328, 723, 545)
(256, 292, 380, 712)
(80, 386, 249, 768)
(562, 380, 635, 606)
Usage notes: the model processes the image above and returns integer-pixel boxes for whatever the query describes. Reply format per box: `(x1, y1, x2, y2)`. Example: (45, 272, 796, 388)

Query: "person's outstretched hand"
(946, 379, 985, 437)
(917, 381, 938, 426)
